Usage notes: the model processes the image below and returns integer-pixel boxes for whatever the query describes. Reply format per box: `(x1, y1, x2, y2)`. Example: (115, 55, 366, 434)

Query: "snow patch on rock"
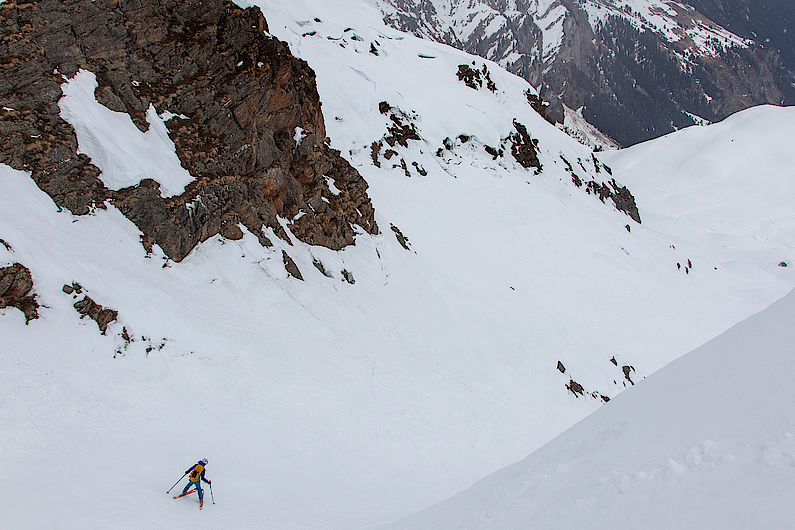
(58, 69, 195, 197)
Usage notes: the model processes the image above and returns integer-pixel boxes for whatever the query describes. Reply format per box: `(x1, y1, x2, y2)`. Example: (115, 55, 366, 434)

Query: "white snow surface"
(604, 105, 795, 269)
(58, 69, 195, 197)
(2, 0, 795, 528)
(387, 284, 795, 529)
(559, 105, 621, 151)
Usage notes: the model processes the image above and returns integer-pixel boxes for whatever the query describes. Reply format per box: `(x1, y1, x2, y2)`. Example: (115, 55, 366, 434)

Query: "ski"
(173, 490, 195, 499)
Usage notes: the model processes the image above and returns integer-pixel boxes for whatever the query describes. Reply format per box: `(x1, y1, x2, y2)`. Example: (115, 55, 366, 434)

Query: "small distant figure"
(174, 458, 211, 509)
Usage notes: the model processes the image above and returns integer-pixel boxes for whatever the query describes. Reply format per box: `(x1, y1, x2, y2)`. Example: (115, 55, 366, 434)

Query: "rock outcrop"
(0, 0, 377, 263)
(0, 263, 39, 323)
(63, 282, 119, 334)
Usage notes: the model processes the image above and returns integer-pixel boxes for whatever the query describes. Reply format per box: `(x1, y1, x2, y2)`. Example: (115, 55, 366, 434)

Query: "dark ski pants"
(182, 480, 203, 502)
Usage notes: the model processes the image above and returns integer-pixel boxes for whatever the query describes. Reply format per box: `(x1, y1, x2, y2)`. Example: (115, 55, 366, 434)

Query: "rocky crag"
(0, 263, 39, 323)
(0, 0, 377, 266)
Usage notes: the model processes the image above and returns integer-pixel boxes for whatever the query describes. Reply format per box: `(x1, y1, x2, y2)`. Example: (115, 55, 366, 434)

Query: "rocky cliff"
(0, 0, 377, 264)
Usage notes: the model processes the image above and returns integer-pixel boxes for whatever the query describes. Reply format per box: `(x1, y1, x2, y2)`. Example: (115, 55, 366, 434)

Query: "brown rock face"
(456, 63, 496, 92)
(508, 121, 542, 174)
(566, 378, 585, 397)
(0, 0, 377, 262)
(0, 263, 39, 323)
(73, 293, 119, 334)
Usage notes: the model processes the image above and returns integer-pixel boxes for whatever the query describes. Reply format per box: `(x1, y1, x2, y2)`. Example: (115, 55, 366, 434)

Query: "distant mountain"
(685, 0, 794, 70)
(375, 0, 794, 145)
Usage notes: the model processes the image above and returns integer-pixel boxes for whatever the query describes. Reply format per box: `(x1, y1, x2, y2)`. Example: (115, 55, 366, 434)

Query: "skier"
(174, 458, 211, 509)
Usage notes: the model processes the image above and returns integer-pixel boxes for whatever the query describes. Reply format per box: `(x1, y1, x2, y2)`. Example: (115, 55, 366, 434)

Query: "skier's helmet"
(200, 458, 208, 465)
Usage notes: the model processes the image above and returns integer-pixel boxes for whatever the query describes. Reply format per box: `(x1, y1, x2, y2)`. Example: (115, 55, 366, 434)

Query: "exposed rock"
(282, 250, 303, 280)
(556, 360, 566, 373)
(312, 258, 332, 277)
(0, 263, 39, 323)
(525, 90, 548, 118)
(605, 179, 642, 223)
(390, 224, 411, 251)
(341, 269, 355, 284)
(566, 378, 584, 397)
(508, 120, 541, 173)
(457, 64, 482, 90)
(370, 141, 382, 168)
(381, 103, 421, 148)
(0, 0, 377, 263)
(0, 238, 11, 251)
(484, 145, 502, 159)
(456, 63, 496, 92)
(622, 365, 635, 385)
(72, 291, 118, 334)
(399, 158, 411, 177)
(562, 154, 641, 224)
(219, 220, 244, 241)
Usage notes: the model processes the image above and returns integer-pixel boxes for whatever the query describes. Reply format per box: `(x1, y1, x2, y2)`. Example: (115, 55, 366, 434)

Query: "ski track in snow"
(1, 0, 794, 528)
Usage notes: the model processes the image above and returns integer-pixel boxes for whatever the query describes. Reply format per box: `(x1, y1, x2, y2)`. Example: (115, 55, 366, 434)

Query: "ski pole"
(209, 483, 215, 504)
(166, 472, 188, 494)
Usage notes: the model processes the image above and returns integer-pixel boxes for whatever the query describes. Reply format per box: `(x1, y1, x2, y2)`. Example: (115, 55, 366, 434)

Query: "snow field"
(387, 282, 795, 530)
(604, 105, 795, 282)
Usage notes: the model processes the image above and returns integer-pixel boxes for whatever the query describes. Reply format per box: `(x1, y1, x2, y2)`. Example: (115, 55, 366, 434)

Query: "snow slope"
(604, 105, 795, 275)
(386, 284, 795, 530)
(1, 0, 794, 528)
